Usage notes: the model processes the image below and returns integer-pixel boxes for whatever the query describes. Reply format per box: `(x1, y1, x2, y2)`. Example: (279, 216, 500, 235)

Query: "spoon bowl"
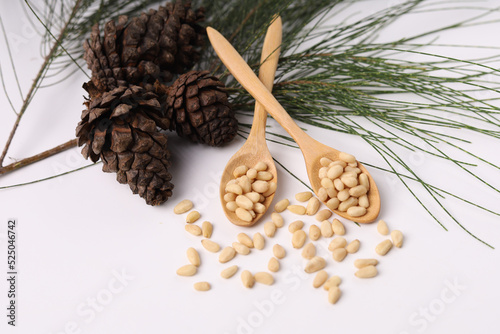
(219, 16, 282, 226)
(208, 26, 380, 223)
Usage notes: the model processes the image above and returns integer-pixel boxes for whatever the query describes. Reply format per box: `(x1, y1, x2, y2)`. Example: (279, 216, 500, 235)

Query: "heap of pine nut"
(318, 152, 370, 217)
(173, 190, 404, 304)
(223, 162, 277, 223)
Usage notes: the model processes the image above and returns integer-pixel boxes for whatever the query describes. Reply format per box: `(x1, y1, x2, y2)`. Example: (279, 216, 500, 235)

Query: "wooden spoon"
(208, 27, 381, 223)
(220, 16, 282, 226)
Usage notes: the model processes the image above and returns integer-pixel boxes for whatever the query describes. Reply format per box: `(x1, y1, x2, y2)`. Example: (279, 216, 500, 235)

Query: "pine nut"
(235, 208, 253, 222)
(326, 187, 338, 199)
(337, 189, 350, 202)
(320, 220, 334, 237)
(359, 173, 370, 191)
(327, 165, 344, 179)
(326, 198, 340, 211)
(268, 257, 280, 272)
(288, 220, 304, 233)
(201, 239, 220, 253)
(332, 248, 347, 262)
(262, 181, 277, 197)
(253, 233, 265, 250)
(347, 205, 366, 217)
(287, 205, 306, 215)
(241, 270, 255, 288)
(295, 191, 313, 202)
(264, 221, 277, 237)
(341, 176, 358, 188)
(359, 195, 369, 208)
(304, 256, 326, 273)
(391, 230, 404, 248)
(271, 212, 284, 228)
(318, 187, 328, 202)
(185, 224, 202, 236)
(341, 171, 357, 178)
(323, 276, 341, 291)
(349, 185, 367, 197)
(339, 152, 356, 163)
(331, 219, 345, 235)
(225, 183, 243, 195)
(345, 166, 361, 174)
(273, 244, 286, 259)
(349, 161, 358, 167)
(246, 168, 257, 179)
(320, 157, 333, 166)
(354, 259, 379, 268)
(233, 165, 249, 178)
(334, 178, 344, 191)
(256, 171, 273, 181)
(292, 230, 307, 249)
(253, 203, 266, 214)
(319, 167, 328, 179)
(302, 243, 316, 259)
(309, 224, 321, 241)
(321, 178, 334, 189)
(259, 194, 266, 202)
(377, 219, 389, 235)
(226, 201, 238, 211)
(219, 246, 236, 263)
(313, 270, 328, 288)
(328, 286, 341, 304)
(346, 239, 360, 254)
(193, 281, 211, 291)
(232, 242, 250, 255)
(254, 161, 268, 171)
(176, 264, 197, 276)
(186, 211, 200, 224)
(306, 197, 321, 215)
(221, 265, 238, 279)
(328, 237, 347, 251)
(375, 239, 393, 256)
(174, 199, 193, 214)
(245, 192, 261, 203)
(237, 233, 254, 248)
(186, 247, 200, 267)
(224, 193, 236, 202)
(329, 160, 346, 168)
(274, 199, 289, 213)
(254, 272, 274, 285)
(316, 209, 332, 222)
(338, 197, 358, 211)
(251, 180, 269, 193)
(355, 265, 378, 278)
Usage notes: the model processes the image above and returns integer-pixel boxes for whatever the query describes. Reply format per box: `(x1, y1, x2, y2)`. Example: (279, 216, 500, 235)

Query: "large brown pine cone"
(162, 70, 238, 146)
(84, 0, 205, 92)
(76, 82, 174, 205)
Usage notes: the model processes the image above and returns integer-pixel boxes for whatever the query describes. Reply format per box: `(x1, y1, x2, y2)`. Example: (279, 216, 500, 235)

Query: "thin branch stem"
(0, 0, 82, 166)
(0, 139, 77, 176)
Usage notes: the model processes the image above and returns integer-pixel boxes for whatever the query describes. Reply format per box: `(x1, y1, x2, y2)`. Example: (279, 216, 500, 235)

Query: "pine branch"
(0, 139, 77, 176)
(0, 0, 83, 166)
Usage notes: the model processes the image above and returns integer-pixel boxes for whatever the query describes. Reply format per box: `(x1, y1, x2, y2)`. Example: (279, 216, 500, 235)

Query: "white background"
(1, 1, 499, 334)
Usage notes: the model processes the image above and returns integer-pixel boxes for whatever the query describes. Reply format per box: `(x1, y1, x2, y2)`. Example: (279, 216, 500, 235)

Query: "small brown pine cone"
(83, 0, 205, 92)
(162, 70, 238, 146)
(76, 82, 174, 205)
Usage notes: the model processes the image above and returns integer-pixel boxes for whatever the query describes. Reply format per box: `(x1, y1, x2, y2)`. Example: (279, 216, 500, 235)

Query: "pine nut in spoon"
(207, 26, 381, 223)
(219, 17, 283, 226)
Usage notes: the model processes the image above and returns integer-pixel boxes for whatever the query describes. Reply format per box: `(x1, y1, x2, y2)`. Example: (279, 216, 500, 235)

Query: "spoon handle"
(249, 16, 282, 141)
(207, 27, 311, 147)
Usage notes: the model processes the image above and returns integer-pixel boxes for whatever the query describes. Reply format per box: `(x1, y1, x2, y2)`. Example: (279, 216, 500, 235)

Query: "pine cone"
(84, 0, 205, 92)
(162, 70, 238, 146)
(76, 82, 174, 205)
